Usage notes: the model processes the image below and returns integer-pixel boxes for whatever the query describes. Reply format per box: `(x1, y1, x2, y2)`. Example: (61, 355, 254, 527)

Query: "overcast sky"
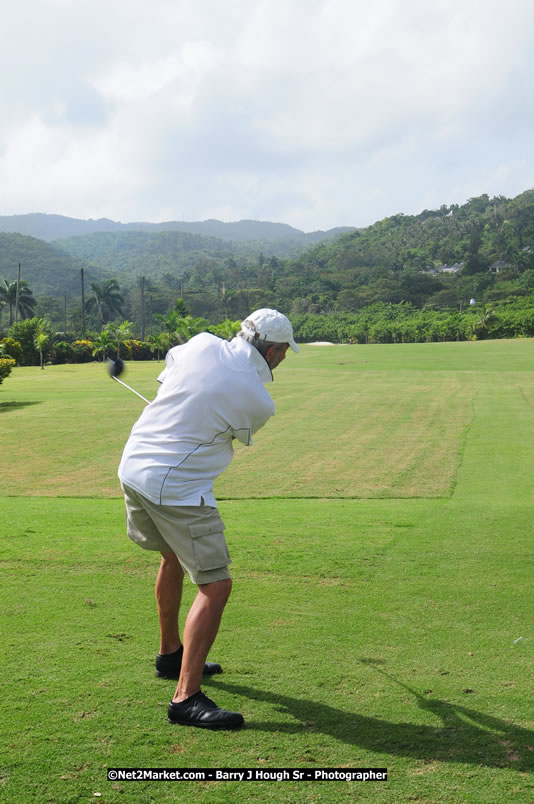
(1, 0, 533, 232)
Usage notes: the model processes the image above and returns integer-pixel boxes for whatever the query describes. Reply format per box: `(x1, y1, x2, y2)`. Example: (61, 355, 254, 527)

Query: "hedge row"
(0, 337, 156, 366)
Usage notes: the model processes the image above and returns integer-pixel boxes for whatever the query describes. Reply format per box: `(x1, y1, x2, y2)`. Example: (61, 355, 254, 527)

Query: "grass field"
(1, 340, 534, 803)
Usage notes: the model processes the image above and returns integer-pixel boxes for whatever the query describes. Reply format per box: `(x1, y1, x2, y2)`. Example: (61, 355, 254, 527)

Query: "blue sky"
(1, 0, 533, 231)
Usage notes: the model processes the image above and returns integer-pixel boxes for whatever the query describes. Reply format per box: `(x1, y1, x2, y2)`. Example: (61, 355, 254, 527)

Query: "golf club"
(106, 358, 150, 404)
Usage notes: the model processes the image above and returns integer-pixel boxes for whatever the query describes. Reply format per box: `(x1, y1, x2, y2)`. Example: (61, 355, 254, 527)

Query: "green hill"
(277, 190, 534, 313)
(54, 230, 270, 283)
(0, 233, 101, 296)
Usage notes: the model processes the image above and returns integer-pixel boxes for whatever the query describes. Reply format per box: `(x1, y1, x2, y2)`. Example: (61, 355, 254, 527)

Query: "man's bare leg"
(156, 552, 184, 654)
(172, 578, 232, 702)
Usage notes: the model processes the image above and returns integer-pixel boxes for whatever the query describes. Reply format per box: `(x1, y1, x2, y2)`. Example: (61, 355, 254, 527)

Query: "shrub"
(52, 341, 76, 364)
(117, 341, 132, 360)
(123, 339, 153, 360)
(0, 338, 24, 364)
(208, 320, 241, 340)
(71, 339, 94, 363)
(0, 357, 16, 384)
(7, 318, 42, 365)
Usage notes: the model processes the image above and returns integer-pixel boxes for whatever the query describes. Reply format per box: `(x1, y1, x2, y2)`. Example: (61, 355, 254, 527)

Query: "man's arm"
(230, 397, 275, 446)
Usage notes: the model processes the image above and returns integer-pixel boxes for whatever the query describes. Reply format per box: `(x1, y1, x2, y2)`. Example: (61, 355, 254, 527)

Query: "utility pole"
(81, 268, 86, 338)
(15, 263, 21, 322)
(64, 295, 67, 334)
(140, 276, 145, 340)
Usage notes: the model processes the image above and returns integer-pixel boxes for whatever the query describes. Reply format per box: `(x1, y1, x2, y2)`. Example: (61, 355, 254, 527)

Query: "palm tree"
(472, 304, 496, 340)
(211, 319, 241, 340)
(91, 329, 117, 361)
(33, 318, 54, 369)
(107, 320, 134, 357)
(85, 280, 124, 329)
(149, 332, 170, 361)
(175, 315, 209, 344)
(154, 309, 181, 338)
(35, 332, 49, 370)
(0, 278, 36, 325)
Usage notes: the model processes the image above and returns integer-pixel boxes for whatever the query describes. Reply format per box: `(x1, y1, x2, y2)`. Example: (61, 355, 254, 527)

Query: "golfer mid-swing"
(118, 309, 298, 729)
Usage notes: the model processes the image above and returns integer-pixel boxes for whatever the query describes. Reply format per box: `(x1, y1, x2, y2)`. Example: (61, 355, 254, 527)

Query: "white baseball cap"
(240, 308, 299, 352)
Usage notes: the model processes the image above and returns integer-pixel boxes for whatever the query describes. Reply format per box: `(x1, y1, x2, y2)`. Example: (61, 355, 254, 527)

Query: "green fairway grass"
(0, 340, 514, 498)
(1, 340, 534, 802)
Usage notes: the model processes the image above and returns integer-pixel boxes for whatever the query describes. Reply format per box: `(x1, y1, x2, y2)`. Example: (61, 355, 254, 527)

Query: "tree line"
(3, 295, 534, 381)
(291, 298, 534, 343)
(0, 291, 242, 371)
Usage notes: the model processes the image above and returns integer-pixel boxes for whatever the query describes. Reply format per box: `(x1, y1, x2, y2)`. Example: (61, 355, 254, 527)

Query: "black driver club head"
(107, 357, 125, 378)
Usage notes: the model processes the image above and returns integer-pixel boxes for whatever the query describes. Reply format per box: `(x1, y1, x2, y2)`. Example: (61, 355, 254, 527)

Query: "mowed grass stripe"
(224, 373, 474, 498)
(454, 376, 534, 504)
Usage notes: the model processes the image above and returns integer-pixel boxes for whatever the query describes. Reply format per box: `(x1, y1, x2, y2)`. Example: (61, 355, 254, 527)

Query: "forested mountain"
(307, 190, 534, 276)
(0, 233, 102, 296)
(0, 212, 353, 246)
(0, 190, 533, 335)
(280, 190, 534, 313)
(54, 230, 300, 281)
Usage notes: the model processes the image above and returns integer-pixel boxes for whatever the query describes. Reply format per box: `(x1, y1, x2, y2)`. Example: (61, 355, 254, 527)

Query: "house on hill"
(437, 262, 464, 274)
(489, 260, 509, 273)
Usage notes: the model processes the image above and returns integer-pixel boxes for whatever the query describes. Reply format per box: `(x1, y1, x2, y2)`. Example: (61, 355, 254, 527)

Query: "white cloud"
(0, 0, 533, 230)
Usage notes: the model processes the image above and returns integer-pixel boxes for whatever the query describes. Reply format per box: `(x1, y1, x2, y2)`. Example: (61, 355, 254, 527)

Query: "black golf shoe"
(168, 690, 244, 729)
(156, 646, 222, 679)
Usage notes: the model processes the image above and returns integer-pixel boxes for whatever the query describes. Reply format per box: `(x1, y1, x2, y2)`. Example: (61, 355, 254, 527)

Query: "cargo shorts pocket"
(189, 521, 231, 571)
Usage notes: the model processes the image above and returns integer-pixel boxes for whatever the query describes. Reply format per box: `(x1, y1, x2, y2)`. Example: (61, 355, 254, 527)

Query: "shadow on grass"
(207, 675, 534, 773)
(0, 401, 42, 413)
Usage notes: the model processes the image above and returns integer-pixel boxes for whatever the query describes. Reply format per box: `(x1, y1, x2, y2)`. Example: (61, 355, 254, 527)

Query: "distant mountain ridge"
(0, 213, 354, 244)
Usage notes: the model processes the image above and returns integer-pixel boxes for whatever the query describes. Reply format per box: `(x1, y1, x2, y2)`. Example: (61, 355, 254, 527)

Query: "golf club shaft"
(112, 375, 150, 404)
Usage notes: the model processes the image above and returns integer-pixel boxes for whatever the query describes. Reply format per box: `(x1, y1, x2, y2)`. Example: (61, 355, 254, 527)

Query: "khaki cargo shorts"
(121, 484, 231, 585)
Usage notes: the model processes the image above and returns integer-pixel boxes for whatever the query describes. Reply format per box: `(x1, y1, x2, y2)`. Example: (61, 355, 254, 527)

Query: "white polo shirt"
(118, 333, 275, 506)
